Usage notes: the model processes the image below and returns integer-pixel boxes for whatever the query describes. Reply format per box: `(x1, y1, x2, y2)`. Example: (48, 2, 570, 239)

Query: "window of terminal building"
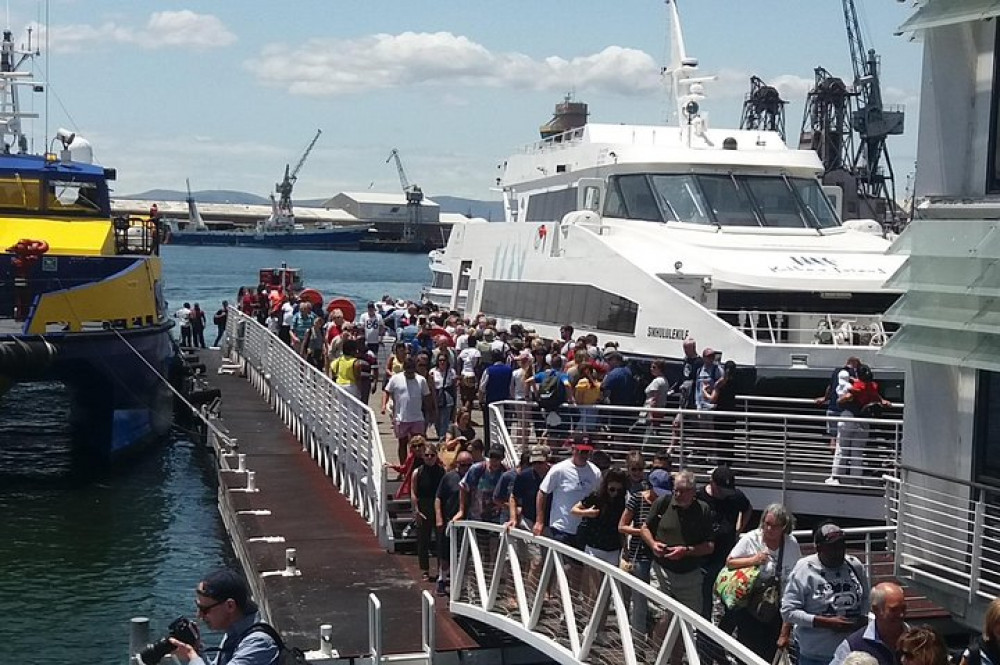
(479, 280, 638, 334)
(973, 369, 1000, 484)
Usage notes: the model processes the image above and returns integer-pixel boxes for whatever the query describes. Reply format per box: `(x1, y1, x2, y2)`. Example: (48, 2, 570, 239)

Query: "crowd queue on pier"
(187, 287, 957, 665)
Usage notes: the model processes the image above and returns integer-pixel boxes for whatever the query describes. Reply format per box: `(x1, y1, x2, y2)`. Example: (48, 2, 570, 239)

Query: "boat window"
(0, 176, 40, 210)
(617, 175, 663, 222)
(525, 187, 578, 222)
(742, 176, 808, 228)
(603, 179, 628, 218)
(789, 177, 840, 228)
(48, 179, 103, 214)
(649, 175, 712, 225)
(480, 280, 638, 334)
(696, 175, 760, 227)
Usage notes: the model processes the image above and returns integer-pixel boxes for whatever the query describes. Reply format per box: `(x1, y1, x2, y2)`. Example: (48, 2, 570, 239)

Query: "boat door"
(453, 260, 472, 312)
(658, 273, 713, 307)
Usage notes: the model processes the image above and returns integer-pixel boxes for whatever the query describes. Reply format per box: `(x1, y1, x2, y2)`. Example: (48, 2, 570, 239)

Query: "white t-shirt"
(385, 372, 430, 423)
(512, 368, 530, 400)
(645, 375, 670, 409)
(539, 458, 601, 534)
(281, 302, 294, 327)
(727, 529, 802, 583)
(359, 311, 383, 344)
(175, 307, 191, 326)
(458, 347, 481, 377)
(430, 367, 456, 391)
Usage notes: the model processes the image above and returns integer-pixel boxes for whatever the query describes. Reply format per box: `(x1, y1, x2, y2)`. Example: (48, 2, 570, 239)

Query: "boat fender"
(187, 387, 222, 406)
(0, 339, 58, 376)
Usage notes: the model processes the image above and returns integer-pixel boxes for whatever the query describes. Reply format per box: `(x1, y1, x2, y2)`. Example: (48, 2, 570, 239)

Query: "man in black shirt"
(670, 339, 703, 448)
(696, 466, 752, 621)
(435, 451, 472, 596)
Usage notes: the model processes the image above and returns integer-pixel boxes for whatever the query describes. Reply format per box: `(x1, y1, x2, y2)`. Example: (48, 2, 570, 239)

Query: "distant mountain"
(124, 189, 270, 205)
(120, 189, 504, 220)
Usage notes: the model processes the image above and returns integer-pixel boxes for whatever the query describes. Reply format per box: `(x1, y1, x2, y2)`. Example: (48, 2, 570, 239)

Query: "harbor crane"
(841, 0, 904, 228)
(273, 129, 322, 223)
(386, 148, 423, 242)
(739, 76, 788, 141)
(799, 67, 855, 175)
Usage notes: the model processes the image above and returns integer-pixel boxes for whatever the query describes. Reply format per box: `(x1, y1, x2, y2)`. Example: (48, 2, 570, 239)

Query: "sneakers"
(824, 477, 840, 485)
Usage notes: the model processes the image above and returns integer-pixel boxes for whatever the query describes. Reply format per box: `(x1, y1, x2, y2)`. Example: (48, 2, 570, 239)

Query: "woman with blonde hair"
(960, 598, 1000, 665)
(899, 626, 949, 665)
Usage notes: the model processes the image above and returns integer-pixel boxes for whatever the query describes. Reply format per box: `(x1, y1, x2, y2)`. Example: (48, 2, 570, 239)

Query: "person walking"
(411, 443, 446, 583)
(190, 303, 207, 349)
(212, 301, 229, 347)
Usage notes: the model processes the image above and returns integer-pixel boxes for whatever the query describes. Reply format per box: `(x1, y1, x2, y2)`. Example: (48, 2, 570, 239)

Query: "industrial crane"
(799, 67, 855, 175)
(272, 129, 322, 224)
(739, 76, 788, 141)
(841, 0, 904, 228)
(385, 148, 423, 242)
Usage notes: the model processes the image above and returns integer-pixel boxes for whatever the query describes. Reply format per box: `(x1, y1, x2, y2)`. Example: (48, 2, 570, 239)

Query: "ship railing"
(711, 308, 893, 347)
(223, 308, 393, 549)
(112, 214, 160, 256)
(886, 467, 1000, 603)
(490, 399, 902, 495)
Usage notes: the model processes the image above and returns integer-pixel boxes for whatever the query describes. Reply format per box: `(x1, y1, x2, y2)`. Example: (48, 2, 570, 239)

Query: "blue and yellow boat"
(0, 30, 174, 462)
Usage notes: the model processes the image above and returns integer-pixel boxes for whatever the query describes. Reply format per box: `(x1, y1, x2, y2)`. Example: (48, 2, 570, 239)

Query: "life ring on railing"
(7, 238, 49, 270)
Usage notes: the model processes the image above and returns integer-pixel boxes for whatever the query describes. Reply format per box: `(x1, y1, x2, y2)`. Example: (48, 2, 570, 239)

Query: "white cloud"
(33, 11, 235, 53)
(247, 32, 660, 97)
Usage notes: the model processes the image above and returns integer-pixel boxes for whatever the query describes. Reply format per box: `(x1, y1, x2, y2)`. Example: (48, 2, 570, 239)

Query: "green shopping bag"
(714, 565, 761, 610)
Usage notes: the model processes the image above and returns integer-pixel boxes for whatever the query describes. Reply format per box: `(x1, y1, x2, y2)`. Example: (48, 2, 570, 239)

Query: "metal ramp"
(448, 521, 767, 665)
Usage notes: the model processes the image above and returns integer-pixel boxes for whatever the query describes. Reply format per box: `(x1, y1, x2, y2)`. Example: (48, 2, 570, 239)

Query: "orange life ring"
(298, 288, 325, 311)
(326, 297, 356, 323)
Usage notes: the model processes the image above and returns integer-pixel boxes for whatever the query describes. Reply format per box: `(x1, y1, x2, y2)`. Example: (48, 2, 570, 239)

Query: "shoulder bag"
(746, 537, 785, 622)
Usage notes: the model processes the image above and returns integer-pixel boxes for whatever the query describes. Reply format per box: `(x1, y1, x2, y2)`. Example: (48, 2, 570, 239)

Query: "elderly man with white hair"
(830, 582, 909, 665)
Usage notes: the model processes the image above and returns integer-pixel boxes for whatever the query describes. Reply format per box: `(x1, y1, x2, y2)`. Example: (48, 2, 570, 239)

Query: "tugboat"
(0, 29, 174, 461)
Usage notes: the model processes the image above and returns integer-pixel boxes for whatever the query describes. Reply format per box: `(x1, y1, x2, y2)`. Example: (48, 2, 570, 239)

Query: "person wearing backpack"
(528, 355, 574, 440)
(169, 568, 287, 664)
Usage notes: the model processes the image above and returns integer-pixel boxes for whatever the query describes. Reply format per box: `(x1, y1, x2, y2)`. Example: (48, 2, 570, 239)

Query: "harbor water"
(0, 246, 429, 664)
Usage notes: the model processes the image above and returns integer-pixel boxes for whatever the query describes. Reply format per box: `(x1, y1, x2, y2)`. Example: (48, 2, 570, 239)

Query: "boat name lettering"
(647, 326, 689, 340)
(770, 256, 886, 275)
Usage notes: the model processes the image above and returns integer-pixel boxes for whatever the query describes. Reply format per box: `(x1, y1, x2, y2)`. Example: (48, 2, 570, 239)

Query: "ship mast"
(0, 28, 40, 154)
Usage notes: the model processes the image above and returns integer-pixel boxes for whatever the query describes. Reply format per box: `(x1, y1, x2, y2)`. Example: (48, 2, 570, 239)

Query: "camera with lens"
(138, 616, 200, 664)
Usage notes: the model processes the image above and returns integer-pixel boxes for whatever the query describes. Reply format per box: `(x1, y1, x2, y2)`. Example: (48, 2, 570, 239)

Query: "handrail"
(886, 469, 1000, 603)
(488, 399, 902, 495)
(221, 308, 392, 549)
(449, 520, 768, 665)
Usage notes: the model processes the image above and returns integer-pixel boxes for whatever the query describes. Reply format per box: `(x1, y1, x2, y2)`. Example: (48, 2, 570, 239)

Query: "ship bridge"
(173, 311, 946, 665)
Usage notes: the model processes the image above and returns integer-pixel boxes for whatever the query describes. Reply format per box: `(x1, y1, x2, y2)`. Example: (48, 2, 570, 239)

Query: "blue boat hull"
(167, 227, 367, 250)
(0, 324, 176, 462)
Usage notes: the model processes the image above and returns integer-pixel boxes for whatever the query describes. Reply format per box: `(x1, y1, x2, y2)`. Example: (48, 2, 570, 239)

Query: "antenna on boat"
(663, 0, 716, 147)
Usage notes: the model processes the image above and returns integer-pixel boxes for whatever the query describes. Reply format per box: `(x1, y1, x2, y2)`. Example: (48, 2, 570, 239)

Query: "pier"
(184, 310, 949, 664)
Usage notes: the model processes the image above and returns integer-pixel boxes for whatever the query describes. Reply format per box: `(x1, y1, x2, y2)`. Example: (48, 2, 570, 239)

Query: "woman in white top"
(642, 359, 670, 445)
(430, 355, 458, 440)
(725, 502, 802, 662)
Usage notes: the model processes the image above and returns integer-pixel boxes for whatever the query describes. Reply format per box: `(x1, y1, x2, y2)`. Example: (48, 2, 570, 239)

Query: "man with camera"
(169, 569, 279, 665)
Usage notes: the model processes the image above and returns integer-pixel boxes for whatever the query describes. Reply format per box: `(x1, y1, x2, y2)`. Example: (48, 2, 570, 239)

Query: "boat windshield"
(0, 175, 108, 216)
(605, 173, 840, 229)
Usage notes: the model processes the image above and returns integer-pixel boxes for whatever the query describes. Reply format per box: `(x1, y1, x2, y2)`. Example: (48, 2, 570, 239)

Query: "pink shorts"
(395, 420, 425, 440)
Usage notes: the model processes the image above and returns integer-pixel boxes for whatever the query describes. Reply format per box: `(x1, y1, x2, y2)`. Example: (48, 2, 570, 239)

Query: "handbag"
(714, 564, 760, 610)
(746, 538, 785, 623)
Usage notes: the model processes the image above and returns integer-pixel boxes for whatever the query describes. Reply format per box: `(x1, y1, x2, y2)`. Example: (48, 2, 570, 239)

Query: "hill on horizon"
(121, 189, 503, 220)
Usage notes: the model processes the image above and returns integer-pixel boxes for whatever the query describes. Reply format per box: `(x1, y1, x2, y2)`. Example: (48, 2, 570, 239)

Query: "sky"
(9, 0, 924, 202)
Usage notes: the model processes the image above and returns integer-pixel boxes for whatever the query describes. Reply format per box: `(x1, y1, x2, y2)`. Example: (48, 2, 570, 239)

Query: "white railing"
(449, 520, 768, 665)
(711, 309, 893, 347)
(490, 400, 902, 494)
(887, 467, 1000, 603)
(223, 309, 393, 549)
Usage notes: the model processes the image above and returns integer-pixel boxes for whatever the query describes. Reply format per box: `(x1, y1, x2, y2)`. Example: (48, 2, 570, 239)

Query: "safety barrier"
(887, 468, 1000, 603)
(490, 400, 902, 495)
(222, 309, 393, 549)
(449, 520, 768, 665)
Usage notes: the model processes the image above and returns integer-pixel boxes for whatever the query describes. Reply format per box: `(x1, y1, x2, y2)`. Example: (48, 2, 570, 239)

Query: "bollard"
(285, 548, 298, 576)
(237, 453, 247, 472)
(320, 624, 334, 656)
(129, 617, 150, 659)
(246, 471, 256, 492)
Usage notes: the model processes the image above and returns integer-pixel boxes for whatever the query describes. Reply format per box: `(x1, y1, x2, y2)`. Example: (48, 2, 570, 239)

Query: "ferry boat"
(0, 29, 174, 461)
(426, 0, 907, 392)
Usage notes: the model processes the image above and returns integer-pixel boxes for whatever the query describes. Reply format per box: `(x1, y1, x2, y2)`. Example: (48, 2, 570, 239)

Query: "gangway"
(213, 311, 913, 662)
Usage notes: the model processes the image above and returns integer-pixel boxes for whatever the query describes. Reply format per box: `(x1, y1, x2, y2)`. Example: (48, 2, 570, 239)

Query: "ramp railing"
(449, 520, 768, 665)
(222, 308, 393, 549)
(489, 400, 902, 494)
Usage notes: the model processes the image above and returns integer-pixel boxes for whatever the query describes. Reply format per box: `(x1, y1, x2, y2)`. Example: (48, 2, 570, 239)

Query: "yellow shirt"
(332, 356, 358, 385)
